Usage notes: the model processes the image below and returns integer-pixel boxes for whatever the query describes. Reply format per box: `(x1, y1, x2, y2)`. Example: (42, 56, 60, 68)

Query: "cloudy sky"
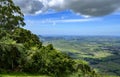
(14, 0, 120, 36)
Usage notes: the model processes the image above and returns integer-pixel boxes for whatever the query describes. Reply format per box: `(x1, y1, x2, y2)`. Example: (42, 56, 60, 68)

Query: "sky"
(13, 0, 120, 36)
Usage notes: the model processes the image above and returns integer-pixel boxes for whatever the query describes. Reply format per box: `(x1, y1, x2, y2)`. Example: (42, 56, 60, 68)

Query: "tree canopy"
(0, 0, 25, 31)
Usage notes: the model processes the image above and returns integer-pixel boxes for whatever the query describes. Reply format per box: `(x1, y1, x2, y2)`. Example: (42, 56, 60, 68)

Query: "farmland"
(40, 36, 120, 76)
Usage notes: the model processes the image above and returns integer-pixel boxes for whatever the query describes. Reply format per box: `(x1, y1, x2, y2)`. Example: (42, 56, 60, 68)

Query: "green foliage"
(12, 28, 42, 49)
(0, 0, 25, 31)
(0, 29, 98, 77)
(23, 45, 75, 76)
(0, 39, 26, 71)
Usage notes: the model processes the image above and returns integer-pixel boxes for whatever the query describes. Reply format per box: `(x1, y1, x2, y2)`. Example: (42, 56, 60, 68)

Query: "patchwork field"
(40, 36, 120, 76)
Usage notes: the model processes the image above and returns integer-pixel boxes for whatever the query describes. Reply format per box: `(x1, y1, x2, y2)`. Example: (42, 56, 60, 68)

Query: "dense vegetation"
(0, 0, 100, 77)
(40, 36, 120, 76)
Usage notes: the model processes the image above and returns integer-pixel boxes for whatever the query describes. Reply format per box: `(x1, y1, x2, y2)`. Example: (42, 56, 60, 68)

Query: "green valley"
(40, 36, 120, 76)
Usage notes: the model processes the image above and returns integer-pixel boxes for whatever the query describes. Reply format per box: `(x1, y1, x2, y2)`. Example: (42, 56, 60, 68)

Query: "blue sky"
(24, 10, 120, 36)
(14, 0, 120, 36)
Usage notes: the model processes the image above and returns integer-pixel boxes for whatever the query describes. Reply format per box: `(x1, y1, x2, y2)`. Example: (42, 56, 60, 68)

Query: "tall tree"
(0, 0, 25, 31)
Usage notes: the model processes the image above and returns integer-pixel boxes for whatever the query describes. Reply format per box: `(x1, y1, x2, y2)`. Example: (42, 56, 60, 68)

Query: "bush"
(0, 40, 26, 71)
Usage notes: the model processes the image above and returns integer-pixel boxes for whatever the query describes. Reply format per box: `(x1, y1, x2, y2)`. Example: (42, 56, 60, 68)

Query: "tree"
(23, 46, 75, 76)
(0, 39, 26, 71)
(0, 0, 25, 32)
(12, 28, 42, 49)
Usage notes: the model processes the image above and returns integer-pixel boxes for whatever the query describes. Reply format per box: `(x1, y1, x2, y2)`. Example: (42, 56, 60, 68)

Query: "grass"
(0, 71, 119, 77)
(0, 75, 48, 77)
(0, 73, 50, 77)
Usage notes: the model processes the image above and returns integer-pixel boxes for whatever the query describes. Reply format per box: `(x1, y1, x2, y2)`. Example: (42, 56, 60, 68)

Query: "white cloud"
(25, 18, 101, 26)
(48, 0, 120, 17)
(13, 0, 120, 17)
(55, 18, 101, 23)
(13, 0, 44, 15)
(48, 0, 66, 11)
